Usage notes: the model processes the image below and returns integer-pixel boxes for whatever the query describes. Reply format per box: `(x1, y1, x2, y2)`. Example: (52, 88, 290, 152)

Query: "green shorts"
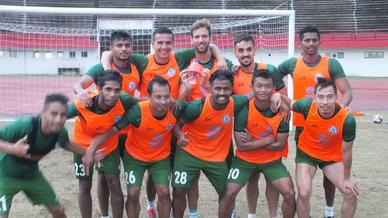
(118, 134, 127, 160)
(74, 148, 121, 180)
(226, 142, 235, 169)
(0, 170, 59, 216)
(295, 148, 336, 169)
(123, 152, 171, 187)
(227, 157, 290, 185)
(172, 147, 228, 194)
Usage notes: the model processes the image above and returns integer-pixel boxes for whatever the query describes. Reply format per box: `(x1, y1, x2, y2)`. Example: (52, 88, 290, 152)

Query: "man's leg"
(155, 185, 171, 218)
(96, 149, 124, 218)
(46, 204, 67, 218)
(0, 176, 20, 218)
(148, 157, 172, 218)
(322, 162, 357, 218)
(104, 173, 124, 218)
(265, 181, 280, 218)
(219, 183, 245, 218)
(323, 175, 336, 217)
(187, 173, 200, 217)
(172, 148, 202, 218)
(74, 153, 94, 218)
(97, 173, 110, 217)
(246, 172, 260, 217)
(146, 175, 157, 217)
(127, 187, 141, 218)
(295, 163, 317, 218)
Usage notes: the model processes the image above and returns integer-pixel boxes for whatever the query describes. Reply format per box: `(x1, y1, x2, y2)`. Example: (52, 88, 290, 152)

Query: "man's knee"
(156, 186, 170, 199)
(127, 188, 141, 201)
(78, 180, 92, 194)
(49, 204, 66, 218)
(297, 185, 312, 201)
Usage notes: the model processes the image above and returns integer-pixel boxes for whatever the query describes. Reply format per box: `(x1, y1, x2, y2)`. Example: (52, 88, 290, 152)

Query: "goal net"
(0, 5, 294, 117)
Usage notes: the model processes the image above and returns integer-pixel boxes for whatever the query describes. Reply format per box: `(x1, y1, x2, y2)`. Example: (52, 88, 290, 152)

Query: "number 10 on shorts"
(228, 168, 240, 180)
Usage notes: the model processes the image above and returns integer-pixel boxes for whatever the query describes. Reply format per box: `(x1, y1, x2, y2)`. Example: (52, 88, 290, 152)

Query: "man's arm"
(101, 51, 113, 70)
(234, 130, 275, 152)
(62, 141, 86, 156)
(335, 77, 353, 106)
(209, 44, 227, 69)
(342, 140, 358, 196)
(178, 69, 192, 100)
(0, 136, 29, 158)
(265, 132, 288, 151)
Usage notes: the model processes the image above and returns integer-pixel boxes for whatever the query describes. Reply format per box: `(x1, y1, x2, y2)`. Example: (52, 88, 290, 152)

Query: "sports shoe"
(147, 208, 157, 218)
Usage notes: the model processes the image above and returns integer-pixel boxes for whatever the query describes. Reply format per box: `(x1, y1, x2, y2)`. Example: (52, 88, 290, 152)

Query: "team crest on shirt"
(128, 81, 136, 91)
(115, 116, 122, 123)
(207, 125, 221, 140)
(167, 68, 176, 77)
(318, 133, 329, 145)
(166, 123, 173, 131)
(266, 125, 273, 132)
(314, 73, 324, 83)
(222, 115, 231, 124)
(328, 126, 338, 135)
(150, 134, 163, 147)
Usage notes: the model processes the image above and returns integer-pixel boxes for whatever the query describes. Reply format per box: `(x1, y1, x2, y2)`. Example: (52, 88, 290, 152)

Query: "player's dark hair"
(209, 69, 234, 86)
(314, 78, 337, 95)
(152, 27, 174, 41)
(110, 31, 132, 44)
(233, 33, 255, 48)
(96, 70, 123, 89)
(43, 93, 69, 109)
(191, 19, 211, 37)
(299, 25, 320, 41)
(147, 76, 171, 95)
(251, 69, 274, 85)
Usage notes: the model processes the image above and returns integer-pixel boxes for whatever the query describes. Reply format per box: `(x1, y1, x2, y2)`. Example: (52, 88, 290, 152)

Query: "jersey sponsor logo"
(207, 125, 221, 140)
(150, 134, 163, 147)
(328, 126, 338, 135)
(96, 126, 104, 132)
(167, 68, 176, 77)
(115, 116, 122, 123)
(259, 131, 270, 137)
(318, 133, 329, 145)
(298, 75, 307, 80)
(266, 125, 273, 132)
(128, 81, 137, 91)
(222, 115, 231, 124)
(147, 127, 154, 131)
(166, 123, 173, 131)
(238, 82, 245, 87)
(314, 73, 324, 83)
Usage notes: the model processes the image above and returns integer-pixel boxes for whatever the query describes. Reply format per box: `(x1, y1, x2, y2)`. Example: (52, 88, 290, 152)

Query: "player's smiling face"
(315, 85, 337, 118)
(252, 77, 274, 101)
(110, 39, 131, 61)
(300, 32, 320, 56)
(98, 80, 121, 109)
(42, 101, 67, 134)
(191, 27, 210, 54)
(152, 33, 174, 62)
(210, 79, 233, 107)
(150, 83, 171, 116)
(234, 40, 256, 68)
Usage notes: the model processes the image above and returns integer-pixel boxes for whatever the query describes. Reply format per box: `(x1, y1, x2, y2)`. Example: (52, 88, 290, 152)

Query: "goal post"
(0, 5, 295, 117)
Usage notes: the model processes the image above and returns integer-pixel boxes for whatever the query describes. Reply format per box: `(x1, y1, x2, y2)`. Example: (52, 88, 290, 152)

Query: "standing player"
(219, 70, 295, 218)
(281, 78, 358, 218)
(0, 93, 93, 218)
(177, 19, 234, 218)
(101, 26, 226, 217)
(67, 70, 138, 218)
(72, 31, 140, 218)
(233, 33, 286, 218)
(278, 25, 353, 218)
(84, 76, 186, 218)
(171, 70, 254, 218)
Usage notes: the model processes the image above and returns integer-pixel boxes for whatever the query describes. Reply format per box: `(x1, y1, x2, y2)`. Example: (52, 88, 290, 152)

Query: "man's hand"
(270, 93, 282, 112)
(216, 58, 227, 70)
(344, 176, 359, 197)
(11, 135, 30, 158)
(231, 64, 240, 74)
(76, 89, 92, 106)
(180, 69, 193, 91)
(177, 131, 189, 147)
(82, 147, 97, 176)
(240, 129, 252, 142)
